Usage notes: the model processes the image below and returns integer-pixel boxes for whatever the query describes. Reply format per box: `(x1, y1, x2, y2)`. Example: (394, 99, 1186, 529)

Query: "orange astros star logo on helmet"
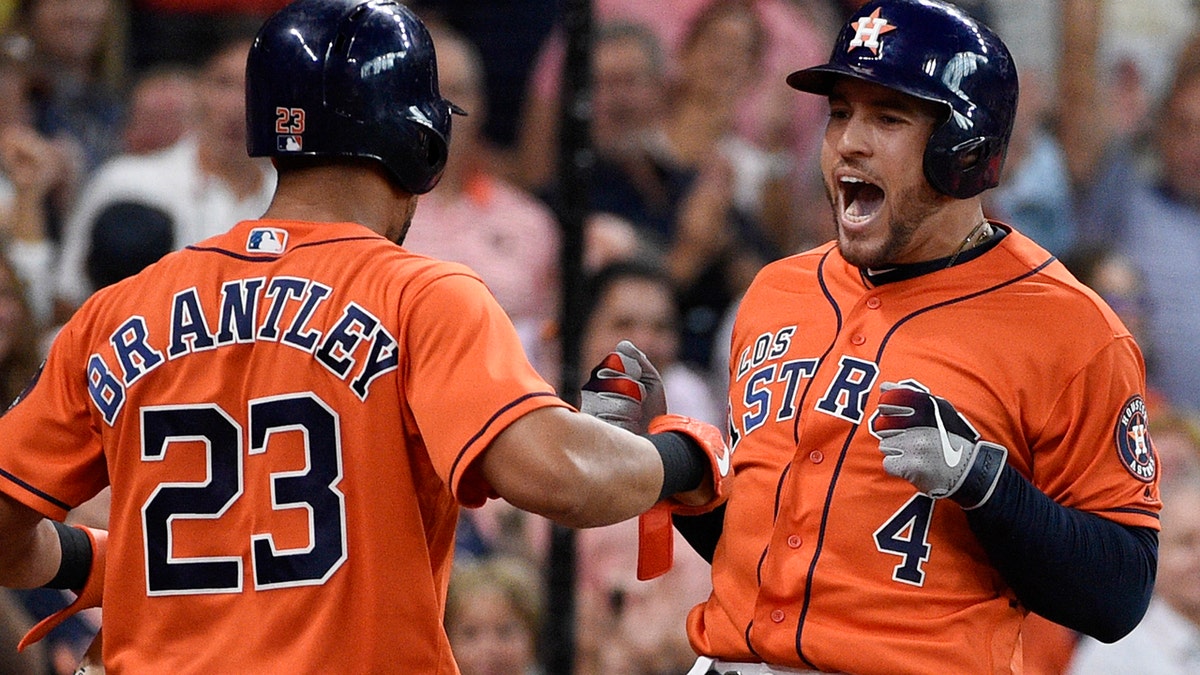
(848, 8, 896, 55)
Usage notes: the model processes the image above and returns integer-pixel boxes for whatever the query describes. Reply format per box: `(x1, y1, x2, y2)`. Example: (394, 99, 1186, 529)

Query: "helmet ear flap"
(380, 115, 451, 194)
(948, 137, 991, 171)
(417, 127, 449, 175)
(924, 124, 1005, 199)
(408, 123, 451, 190)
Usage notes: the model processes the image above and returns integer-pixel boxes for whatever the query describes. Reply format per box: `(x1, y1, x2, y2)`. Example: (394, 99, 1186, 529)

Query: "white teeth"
(841, 176, 865, 184)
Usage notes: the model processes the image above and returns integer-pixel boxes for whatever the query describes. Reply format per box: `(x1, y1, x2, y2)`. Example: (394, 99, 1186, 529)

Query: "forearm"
(965, 467, 1157, 642)
(0, 494, 61, 589)
(482, 407, 664, 529)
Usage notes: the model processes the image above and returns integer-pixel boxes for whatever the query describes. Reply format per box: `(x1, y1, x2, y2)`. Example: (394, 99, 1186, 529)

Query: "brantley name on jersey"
(84, 275, 399, 424)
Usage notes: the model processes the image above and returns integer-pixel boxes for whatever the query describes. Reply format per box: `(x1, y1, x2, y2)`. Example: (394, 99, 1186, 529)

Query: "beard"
(825, 176, 946, 269)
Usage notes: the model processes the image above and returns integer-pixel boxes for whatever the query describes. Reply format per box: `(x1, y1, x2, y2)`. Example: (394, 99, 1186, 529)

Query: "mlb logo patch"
(277, 135, 302, 152)
(247, 227, 288, 254)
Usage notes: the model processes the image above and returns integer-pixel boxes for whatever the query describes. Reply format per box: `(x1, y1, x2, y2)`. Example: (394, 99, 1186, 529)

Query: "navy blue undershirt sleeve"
(673, 505, 725, 563)
(965, 466, 1158, 643)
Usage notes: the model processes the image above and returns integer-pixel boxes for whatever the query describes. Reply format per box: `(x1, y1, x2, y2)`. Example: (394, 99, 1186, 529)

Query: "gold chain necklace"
(945, 220, 992, 269)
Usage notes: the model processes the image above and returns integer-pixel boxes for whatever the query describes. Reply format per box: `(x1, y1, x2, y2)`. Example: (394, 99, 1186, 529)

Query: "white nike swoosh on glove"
(715, 447, 731, 477)
(932, 402, 962, 467)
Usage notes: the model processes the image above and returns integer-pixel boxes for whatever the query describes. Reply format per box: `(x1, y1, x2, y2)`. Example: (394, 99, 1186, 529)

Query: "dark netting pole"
(543, 0, 592, 672)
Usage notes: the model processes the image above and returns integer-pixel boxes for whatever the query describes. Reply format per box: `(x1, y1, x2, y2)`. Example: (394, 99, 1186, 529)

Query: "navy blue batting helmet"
(246, 0, 464, 194)
(787, 0, 1018, 199)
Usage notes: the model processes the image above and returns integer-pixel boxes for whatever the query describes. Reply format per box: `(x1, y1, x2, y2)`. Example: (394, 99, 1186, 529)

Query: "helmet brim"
(786, 63, 948, 114)
(786, 64, 857, 95)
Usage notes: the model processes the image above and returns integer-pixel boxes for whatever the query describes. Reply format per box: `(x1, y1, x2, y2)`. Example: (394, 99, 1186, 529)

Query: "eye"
(827, 107, 850, 121)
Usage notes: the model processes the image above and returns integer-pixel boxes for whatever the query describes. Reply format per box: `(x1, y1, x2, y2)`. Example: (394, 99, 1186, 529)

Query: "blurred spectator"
(10, 0, 126, 187)
(0, 121, 64, 323)
(530, 13, 786, 369)
(122, 65, 198, 155)
(1114, 49, 1200, 410)
(1058, 0, 1200, 413)
(583, 211, 642, 272)
(126, 0, 285, 72)
(573, 519, 710, 675)
(660, 1, 804, 368)
(985, 65, 1073, 256)
(526, 20, 683, 239)
(403, 24, 561, 377)
(661, 0, 798, 252)
(409, 0, 559, 173)
(517, 0, 831, 195)
(53, 26, 274, 320)
(0, 249, 41, 405)
(1066, 429, 1200, 674)
(446, 555, 545, 675)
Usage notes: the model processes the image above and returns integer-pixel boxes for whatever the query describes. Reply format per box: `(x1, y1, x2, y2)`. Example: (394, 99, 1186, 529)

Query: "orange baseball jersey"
(692, 225, 1161, 674)
(0, 219, 569, 673)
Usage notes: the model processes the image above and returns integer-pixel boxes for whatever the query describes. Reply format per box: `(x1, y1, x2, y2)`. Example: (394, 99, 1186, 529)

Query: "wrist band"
(45, 521, 93, 591)
(648, 431, 707, 501)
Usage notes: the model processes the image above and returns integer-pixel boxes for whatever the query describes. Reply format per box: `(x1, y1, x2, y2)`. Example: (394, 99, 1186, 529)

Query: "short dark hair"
(582, 259, 679, 330)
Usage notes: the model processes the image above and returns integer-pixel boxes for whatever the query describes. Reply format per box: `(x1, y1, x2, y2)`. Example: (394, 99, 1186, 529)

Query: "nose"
(831, 115, 871, 159)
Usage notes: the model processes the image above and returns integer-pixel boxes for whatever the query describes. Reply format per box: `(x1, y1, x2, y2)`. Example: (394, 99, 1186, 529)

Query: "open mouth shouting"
(836, 171, 886, 231)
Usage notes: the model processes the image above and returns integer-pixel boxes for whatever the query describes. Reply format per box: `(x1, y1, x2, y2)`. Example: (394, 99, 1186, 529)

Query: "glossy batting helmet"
(787, 0, 1018, 199)
(246, 0, 464, 194)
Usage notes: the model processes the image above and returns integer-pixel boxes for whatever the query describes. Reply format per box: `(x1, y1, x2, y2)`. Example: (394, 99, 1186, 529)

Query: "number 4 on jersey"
(873, 494, 935, 586)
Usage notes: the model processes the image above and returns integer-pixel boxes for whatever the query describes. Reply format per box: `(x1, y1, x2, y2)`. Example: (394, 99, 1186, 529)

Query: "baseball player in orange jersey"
(0, 1, 730, 672)
(584, 1, 1161, 674)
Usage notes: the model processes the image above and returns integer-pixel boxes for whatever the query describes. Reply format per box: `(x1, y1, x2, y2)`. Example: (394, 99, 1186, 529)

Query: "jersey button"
(866, 297, 881, 309)
(771, 609, 786, 623)
(851, 334, 866, 345)
(787, 534, 802, 548)
(809, 451, 824, 464)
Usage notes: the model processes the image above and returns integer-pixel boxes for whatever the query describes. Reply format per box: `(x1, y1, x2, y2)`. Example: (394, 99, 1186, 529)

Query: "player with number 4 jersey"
(671, 2, 1161, 674)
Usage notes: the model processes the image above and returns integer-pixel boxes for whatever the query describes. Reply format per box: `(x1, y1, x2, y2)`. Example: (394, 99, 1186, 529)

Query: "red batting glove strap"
(19, 526, 108, 652)
(648, 414, 729, 516)
(636, 504, 674, 581)
(636, 415, 731, 579)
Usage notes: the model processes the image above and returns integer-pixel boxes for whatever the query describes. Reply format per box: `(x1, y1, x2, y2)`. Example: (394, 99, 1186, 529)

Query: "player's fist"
(580, 340, 666, 434)
(871, 381, 1007, 509)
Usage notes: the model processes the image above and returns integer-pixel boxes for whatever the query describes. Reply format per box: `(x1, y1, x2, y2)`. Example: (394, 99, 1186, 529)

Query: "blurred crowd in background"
(1, 0, 1200, 674)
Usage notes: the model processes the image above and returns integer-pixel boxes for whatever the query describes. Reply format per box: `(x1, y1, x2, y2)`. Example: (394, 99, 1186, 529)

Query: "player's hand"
(580, 340, 666, 434)
(871, 381, 1007, 509)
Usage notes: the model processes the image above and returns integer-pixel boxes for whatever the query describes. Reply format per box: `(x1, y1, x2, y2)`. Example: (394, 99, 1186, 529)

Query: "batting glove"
(579, 340, 666, 434)
(871, 381, 1007, 509)
(19, 525, 107, 652)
